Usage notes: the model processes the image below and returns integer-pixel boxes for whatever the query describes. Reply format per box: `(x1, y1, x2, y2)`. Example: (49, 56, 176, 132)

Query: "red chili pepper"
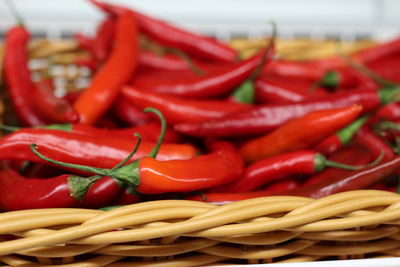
(92, 15, 115, 63)
(74, 33, 94, 53)
(266, 59, 329, 81)
(31, 109, 243, 195)
(32, 78, 79, 123)
(217, 149, 374, 193)
(366, 55, 400, 83)
(132, 43, 274, 98)
(0, 128, 197, 171)
(354, 126, 395, 161)
(74, 9, 139, 124)
(263, 178, 301, 192)
(0, 161, 121, 211)
(88, 0, 237, 63)
(74, 56, 98, 72)
(317, 68, 378, 91)
(239, 105, 363, 163)
(314, 115, 369, 154)
(304, 144, 374, 186)
(254, 73, 328, 104)
(112, 96, 154, 126)
(370, 103, 400, 123)
(353, 37, 400, 64)
(121, 86, 251, 124)
(188, 156, 400, 204)
(175, 87, 399, 137)
(33, 140, 243, 195)
(3, 24, 47, 126)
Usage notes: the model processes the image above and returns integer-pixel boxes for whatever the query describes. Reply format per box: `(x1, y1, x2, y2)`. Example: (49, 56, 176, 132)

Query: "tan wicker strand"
(273, 255, 323, 263)
(106, 255, 228, 267)
(207, 231, 301, 245)
(298, 226, 400, 241)
(198, 240, 316, 259)
(300, 239, 400, 256)
(16, 244, 107, 258)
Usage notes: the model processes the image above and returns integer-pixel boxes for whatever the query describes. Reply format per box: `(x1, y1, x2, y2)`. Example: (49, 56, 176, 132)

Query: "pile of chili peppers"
(1, 0, 400, 211)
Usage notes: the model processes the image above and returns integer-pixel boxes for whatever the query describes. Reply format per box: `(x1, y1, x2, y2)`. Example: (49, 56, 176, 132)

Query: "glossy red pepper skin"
(3, 25, 47, 126)
(0, 161, 121, 211)
(32, 78, 79, 123)
(304, 144, 373, 186)
(135, 141, 243, 194)
(132, 46, 274, 99)
(263, 178, 301, 192)
(189, 156, 400, 204)
(0, 129, 197, 171)
(89, 0, 237, 63)
(240, 105, 362, 163)
(121, 86, 251, 124)
(92, 15, 115, 63)
(254, 73, 328, 104)
(370, 103, 400, 123)
(112, 96, 154, 126)
(74, 9, 139, 124)
(47, 122, 181, 143)
(174, 88, 390, 137)
(215, 150, 324, 193)
(354, 126, 395, 161)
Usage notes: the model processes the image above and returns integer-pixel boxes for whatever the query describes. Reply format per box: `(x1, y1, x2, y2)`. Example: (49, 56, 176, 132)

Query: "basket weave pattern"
(0, 190, 399, 266)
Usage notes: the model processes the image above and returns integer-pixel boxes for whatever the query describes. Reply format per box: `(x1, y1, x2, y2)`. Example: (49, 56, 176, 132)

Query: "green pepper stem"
(0, 125, 21, 132)
(336, 114, 370, 145)
(143, 107, 167, 158)
(315, 152, 384, 172)
(4, 0, 25, 26)
(68, 174, 103, 201)
(378, 87, 400, 105)
(375, 121, 400, 132)
(112, 133, 142, 170)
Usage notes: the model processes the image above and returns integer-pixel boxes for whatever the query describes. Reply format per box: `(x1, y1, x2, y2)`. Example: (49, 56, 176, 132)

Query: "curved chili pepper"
(113, 96, 154, 126)
(121, 86, 251, 124)
(88, 0, 237, 63)
(188, 156, 400, 204)
(254, 73, 328, 104)
(132, 42, 274, 98)
(74, 33, 94, 53)
(0, 128, 197, 171)
(353, 37, 400, 64)
(370, 103, 400, 123)
(239, 105, 363, 163)
(92, 15, 115, 63)
(314, 115, 369, 154)
(3, 24, 47, 126)
(175, 87, 399, 137)
(0, 161, 121, 211)
(217, 149, 376, 193)
(32, 78, 79, 123)
(354, 126, 395, 161)
(74, 9, 139, 124)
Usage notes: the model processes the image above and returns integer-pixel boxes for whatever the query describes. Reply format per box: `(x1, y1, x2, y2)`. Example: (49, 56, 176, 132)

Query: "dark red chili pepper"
(366, 55, 400, 83)
(354, 126, 395, 161)
(239, 105, 363, 163)
(314, 115, 369, 155)
(317, 68, 378, 91)
(112, 96, 154, 126)
(188, 156, 400, 204)
(353, 37, 400, 64)
(174, 87, 399, 137)
(0, 128, 197, 171)
(265, 59, 330, 81)
(216, 149, 375, 193)
(0, 161, 121, 211)
(74, 9, 139, 124)
(254, 73, 328, 104)
(121, 86, 251, 124)
(92, 15, 115, 63)
(3, 23, 47, 126)
(88, 0, 237, 63)
(370, 103, 400, 123)
(304, 144, 374, 186)
(132, 42, 274, 99)
(32, 78, 79, 123)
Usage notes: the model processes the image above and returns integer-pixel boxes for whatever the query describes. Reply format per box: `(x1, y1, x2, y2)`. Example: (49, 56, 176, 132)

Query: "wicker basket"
(0, 39, 399, 266)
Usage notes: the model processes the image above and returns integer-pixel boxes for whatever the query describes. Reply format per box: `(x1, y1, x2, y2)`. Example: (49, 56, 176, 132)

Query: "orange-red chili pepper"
(239, 105, 363, 163)
(74, 9, 139, 124)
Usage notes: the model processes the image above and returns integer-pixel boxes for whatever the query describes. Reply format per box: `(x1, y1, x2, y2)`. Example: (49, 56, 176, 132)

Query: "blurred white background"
(0, 0, 399, 40)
